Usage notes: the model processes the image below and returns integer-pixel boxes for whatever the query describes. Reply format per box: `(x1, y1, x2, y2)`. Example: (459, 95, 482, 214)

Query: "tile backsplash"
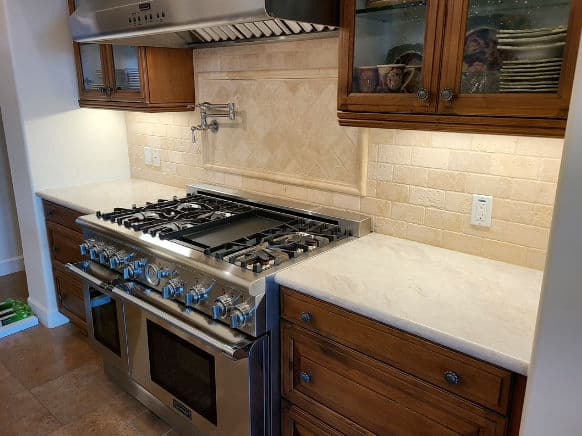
(126, 38, 563, 270)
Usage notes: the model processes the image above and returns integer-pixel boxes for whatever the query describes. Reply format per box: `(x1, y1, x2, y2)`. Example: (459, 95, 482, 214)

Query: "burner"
(268, 232, 330, 253)
(224, 243, 291, 273)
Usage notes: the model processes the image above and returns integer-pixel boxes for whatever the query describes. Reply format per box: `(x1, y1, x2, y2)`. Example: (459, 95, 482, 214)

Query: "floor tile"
(0, 271, 28, 301)
(126, 410, 173, 435)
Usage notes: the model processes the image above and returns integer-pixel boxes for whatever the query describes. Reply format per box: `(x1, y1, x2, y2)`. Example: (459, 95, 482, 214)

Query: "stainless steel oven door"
(118, 286, 267, 436)
(65, 261, 129, 372)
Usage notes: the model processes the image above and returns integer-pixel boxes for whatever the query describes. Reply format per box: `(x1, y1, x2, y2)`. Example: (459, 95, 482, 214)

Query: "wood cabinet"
(281, 287, 527, 435)
(338, 0, 582, 137)
(68, 0, 195, 112)
(43, 200, 87, 332)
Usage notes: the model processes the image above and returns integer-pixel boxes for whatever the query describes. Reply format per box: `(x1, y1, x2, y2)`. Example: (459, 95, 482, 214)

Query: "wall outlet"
(144, 147, 153, 166)
(152, 149, 161, 167)
(471, 194, 493, 227)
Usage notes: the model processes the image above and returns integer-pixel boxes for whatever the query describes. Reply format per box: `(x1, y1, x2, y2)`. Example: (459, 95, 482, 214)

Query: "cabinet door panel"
(439, 0, 581, 118)
(338, 0, 444, 114)
(107, 45, 146, 102)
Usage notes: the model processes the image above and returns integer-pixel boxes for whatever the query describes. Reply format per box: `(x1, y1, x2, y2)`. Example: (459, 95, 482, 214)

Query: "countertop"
(37, 179, 186, 214)
(276, 233, 543, 375)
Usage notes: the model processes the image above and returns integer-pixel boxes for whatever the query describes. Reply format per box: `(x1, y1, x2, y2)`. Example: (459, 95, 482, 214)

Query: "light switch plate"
(152, 149, 161, 167)
(144, 147, 153, 166)
(471, 194, 493, 227)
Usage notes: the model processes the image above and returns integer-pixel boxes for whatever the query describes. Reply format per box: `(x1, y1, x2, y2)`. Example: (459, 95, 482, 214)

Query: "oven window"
(89, 288, 121, 357)
(147, 320, 218, 425)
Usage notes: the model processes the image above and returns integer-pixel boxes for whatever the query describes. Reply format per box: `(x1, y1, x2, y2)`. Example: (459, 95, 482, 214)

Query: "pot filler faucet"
(190, 102, 236, 143)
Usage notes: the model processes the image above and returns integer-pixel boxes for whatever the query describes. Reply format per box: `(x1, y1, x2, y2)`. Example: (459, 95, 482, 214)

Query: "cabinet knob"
(300, 371, 312, 384)
(440, 88, 456, 102)
(417, 88, 430, 102)
(444, 371, 461, 385)
(300, 312, 312, 324)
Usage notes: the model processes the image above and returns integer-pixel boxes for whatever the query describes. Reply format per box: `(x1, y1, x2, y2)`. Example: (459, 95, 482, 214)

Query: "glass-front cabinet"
(338, 0, 581, 136)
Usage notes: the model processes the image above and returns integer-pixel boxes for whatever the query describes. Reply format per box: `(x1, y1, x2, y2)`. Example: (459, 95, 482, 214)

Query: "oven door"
(119, 287, 267, 436)
(65, 261, 129, 372)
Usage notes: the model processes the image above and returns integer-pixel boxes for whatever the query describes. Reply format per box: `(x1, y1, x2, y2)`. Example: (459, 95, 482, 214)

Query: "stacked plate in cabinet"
(126, 68, 141, 90)
(498, 27, 567, 93)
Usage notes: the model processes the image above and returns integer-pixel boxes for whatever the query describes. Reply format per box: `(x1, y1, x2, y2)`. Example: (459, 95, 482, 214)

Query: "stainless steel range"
(65, 184, 370, 436)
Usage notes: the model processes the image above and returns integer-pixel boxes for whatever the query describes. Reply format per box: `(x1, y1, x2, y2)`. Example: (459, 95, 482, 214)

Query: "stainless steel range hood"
(69, 0, 340, 49)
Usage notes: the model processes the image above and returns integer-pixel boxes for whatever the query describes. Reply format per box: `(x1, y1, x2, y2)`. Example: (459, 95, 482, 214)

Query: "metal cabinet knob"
(300, 371, 312, 384)
(440, 88, 456, 102)
(300, 312, 312, 324)
(444, 371, 461, 385)
(417, 88, 430, 101)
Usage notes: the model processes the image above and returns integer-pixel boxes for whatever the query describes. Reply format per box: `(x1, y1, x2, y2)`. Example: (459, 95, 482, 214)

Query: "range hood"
(69, 0, 340, 49)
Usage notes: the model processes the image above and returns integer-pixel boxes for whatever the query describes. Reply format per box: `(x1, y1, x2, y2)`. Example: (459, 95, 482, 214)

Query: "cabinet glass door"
(109, 45, 144, 101)
(440, 0, 579, 117)
(339, 0, 442, 113)
(78, 44, 106, 95)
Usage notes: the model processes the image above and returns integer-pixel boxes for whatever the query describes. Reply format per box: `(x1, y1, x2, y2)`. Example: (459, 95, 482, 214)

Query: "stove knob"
(123, 261, 145, 280)
(212, 294, 236, 320)
(79, 242, 91, 256)
(230, 302, 254, 329)
(157, 268, 177, 280)
(162, 279, 184, 299)
(99, 247, 115, 265)
(109, 251, 133, 269)
(89, 246, 102, 261)
(185, 280, 216, 307)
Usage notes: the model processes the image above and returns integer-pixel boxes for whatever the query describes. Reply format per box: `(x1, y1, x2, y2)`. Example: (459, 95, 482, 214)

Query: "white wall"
(0, 0, 130, 326)
(520, 41, 582, 434)
(0, 114, 23, 276)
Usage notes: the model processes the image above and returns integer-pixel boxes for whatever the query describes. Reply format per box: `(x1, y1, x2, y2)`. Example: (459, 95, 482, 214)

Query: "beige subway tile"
(406, 224, 443, 246)
(490, 154, 541, 180)
(430, 132, 473, 150)
(495, 220, 550, 250)
(306, 189, 334, 206)
(493, 199, 534, 226)
(425, 209, 463, 232)
(465, 173, 512, 198)
(374, 217, 407, 238)
(393, 166, 428, 186)
(366, 181, 377, 197)
(471, 134, 518, 153)
(411, 147, 449, 169)
(368, 143, 379, 162)
(368, 162, 393, 181)
(284, 185, 308, 201)
(369, 129, 395, 145)
(526, 249, 547, 271)
(510, 180, 557, 205)
(332, 193, 361, 211)
(391, 202, 424, 224)
(175, 164, 189, 178)
(531, 204, 554, 228)
(515, 137, 564, 158)
(442, 231, 483, 256)
(409, 186, 445, 209)
(449, 150, 492, 174)
(427, 170, 466, 192)
(224, 174, 243, 188)
(393, 130, 432, 146)
(361, 197, 391, 217)
(376, 182, 410, 202)
(167, 125, 182, 139)
(481, 239, 528, 266)
(152, 124, 167, 137)
(538, 158, 562, 182)
(378, 144, 412, 165)
(445, 191, 473, 213)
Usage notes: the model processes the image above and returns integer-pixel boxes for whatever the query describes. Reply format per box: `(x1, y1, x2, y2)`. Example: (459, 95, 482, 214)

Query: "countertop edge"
(276, 276, 530, 376)
(37, 191, 94, 214)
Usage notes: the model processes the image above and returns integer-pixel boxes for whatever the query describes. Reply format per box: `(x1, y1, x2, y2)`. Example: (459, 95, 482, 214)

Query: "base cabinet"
(281, 287, 526, 436)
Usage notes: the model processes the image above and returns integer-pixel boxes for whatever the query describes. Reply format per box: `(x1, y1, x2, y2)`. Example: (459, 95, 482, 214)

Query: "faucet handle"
(228, 103, 236, 120)
(190, 126, 200, 144)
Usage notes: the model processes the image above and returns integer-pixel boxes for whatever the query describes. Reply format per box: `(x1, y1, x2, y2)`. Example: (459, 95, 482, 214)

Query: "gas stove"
(66, 184, 370, 436)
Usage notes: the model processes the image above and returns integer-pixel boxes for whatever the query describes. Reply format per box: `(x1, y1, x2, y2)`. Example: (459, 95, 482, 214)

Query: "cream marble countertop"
(276, 233, 543, 375)
(37, 178, 186, 214)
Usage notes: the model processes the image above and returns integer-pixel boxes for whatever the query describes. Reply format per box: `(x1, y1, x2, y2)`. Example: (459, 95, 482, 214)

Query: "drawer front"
(47, 223, 84, 265)
(282, 403, 345, 436)
(282, 322, 506, 436)
(282, 288, 513, 414)
(53, 262, 86, 329)
(43, 200, 83, 233)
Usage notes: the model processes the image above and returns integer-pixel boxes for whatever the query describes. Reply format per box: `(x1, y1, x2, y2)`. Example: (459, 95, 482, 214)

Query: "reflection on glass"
(80, 44, 104, 91)
(112, 46, 141, 92)
(353, 0, 427, 94)
(462, 0, 571, 94)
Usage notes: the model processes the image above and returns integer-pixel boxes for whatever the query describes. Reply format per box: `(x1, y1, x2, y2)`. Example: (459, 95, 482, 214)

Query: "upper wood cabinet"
(338, 0, 582, 137)
(68, 0, 195, 112)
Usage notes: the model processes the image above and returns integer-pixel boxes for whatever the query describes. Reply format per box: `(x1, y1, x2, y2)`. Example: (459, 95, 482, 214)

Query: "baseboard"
(27, 296, 69, 328)
(0, 256, 24, 277)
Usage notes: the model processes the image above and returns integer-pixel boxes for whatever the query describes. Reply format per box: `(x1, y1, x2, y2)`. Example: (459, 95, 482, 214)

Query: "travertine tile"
(425, 209, 463, 232)
(482, 239, 528, 266)
(376, 182, 410, 202)
(493, 199, 535, 226)
(393, 130, 431, 147)
(510, 180, 557, 205)
(465, 174, 512, 198)
(378, 144, 412, 165)
(368, 162, 393, 181)
(360, 197, 391, 217)
(393, 165, 428, 186)
(526, 249, 547, 270)
(411, 147, 449, 169)
(490, 154, 540, 180)
(471, 134, 518, 154)
(427, 169, 466, 192)
(406, 224, 443, 246)
(449, 150, 493, 174)
(442, 231, 483, 256)
(374, 217, 407, 238)
(430, 132, 472, 150)
(332, 193, 360, 211)
(444, 192, 473, 213)
(409, 187, 445, 209)
(531, 204, 554, 228)
(391, 202, 424, 224)
(515, 136, 564, 158)
(538, 158, 562, 182)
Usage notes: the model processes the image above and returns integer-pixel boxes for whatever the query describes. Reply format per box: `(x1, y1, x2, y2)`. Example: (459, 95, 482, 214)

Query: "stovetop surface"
(96, 193, 349, 273)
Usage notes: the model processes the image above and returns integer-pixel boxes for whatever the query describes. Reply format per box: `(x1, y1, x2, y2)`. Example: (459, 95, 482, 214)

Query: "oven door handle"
(110, 285, 250, 361)
(65, 262, 114, 292)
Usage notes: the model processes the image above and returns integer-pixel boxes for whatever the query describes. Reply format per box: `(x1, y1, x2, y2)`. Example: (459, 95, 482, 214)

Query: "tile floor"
(0, 272, 178, 435)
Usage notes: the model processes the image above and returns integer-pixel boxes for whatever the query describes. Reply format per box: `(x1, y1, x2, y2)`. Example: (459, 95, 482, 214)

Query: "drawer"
(281, 288, 513, 414)
(282, 322, 506, 436)
(43, 200, 83, 233)
(47, 222, 84, 265)
(282, 402, 346, 436)
(53, 262, 87, 331)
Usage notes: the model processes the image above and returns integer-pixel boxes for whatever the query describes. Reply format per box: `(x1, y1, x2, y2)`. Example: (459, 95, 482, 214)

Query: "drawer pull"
(444, 371, 461, 385)
(300, 371, 312, 384)
(300, 312, 312, 324)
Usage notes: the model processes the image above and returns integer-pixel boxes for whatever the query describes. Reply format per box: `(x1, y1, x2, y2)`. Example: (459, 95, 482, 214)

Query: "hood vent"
(69, 0, 339, 49)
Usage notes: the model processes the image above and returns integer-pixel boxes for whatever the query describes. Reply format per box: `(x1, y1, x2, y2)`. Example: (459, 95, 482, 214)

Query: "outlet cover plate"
(144, 147, 153, 166)
(152, 149, 161, 167)
(471, 194, 493, 227)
